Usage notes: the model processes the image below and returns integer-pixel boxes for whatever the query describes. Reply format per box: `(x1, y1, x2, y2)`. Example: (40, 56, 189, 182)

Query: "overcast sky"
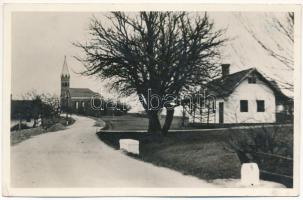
(11, 12, 293, 109)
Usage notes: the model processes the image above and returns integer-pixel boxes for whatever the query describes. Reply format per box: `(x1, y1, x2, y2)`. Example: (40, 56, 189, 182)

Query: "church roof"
(68, 88, 99, 99)
(61, 56, 70, 77)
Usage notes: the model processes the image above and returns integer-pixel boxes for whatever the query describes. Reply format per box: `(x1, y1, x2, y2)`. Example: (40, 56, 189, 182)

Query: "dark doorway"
(219, 102, 224, 124)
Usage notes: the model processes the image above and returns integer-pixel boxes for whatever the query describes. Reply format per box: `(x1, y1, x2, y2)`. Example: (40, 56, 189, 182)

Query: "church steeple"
(60, 56, 70, 99)
(61, 55, 70, 78)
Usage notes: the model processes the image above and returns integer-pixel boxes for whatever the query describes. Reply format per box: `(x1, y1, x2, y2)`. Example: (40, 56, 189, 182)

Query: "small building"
(11, 100, 35, 121)
(194, 64, 292, 124)
(60, 56, 101, 115)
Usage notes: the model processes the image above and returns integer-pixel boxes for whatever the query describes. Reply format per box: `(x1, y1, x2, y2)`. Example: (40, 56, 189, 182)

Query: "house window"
(76, 101, 79, 109)
(240, 100, 248, 112)
(82, 102, 85, 107)
(248, 75, 257, 84)
(257, 100, 265, 112)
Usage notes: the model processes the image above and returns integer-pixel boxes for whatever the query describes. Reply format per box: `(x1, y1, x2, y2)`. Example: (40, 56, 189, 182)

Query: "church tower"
(60, 56, 70, 103)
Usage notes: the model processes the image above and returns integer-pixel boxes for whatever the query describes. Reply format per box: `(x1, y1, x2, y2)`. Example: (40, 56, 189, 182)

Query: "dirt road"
(11, 115, 218, 188)
(11, 115, 284, 188)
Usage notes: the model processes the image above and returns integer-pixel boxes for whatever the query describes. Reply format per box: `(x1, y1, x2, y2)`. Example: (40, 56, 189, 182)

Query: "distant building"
(190, 64, 292, 124)
(60, 56, 100, 115)
(11, 100, 35, 120)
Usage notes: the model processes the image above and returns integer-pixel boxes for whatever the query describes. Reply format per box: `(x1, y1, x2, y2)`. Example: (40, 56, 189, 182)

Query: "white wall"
(215, 78, 276, 123)
(174, 77, 276, 124)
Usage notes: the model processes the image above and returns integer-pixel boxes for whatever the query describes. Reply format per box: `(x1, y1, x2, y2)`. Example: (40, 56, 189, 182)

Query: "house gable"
(207, 68, 289, 101)
(189, 67, 291, 124)
(207, 67, 289, 124)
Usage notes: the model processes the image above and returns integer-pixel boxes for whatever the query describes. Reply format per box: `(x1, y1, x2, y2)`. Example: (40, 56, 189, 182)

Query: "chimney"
(221, 64, 230, 77)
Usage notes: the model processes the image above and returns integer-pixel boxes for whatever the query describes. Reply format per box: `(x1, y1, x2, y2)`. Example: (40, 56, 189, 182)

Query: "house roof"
(68, 88, 99, 98)
(207, 68, 290, 101)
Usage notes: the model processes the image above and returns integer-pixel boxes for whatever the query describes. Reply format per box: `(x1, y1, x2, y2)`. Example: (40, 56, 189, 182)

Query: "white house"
(189, 64, 291, 124)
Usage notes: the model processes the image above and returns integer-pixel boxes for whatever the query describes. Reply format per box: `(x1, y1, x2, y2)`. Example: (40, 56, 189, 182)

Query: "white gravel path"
(11, 115, 284, 188)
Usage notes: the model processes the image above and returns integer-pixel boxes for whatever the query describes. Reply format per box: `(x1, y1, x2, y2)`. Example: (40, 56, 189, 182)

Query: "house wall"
(215, 78, 276, 123)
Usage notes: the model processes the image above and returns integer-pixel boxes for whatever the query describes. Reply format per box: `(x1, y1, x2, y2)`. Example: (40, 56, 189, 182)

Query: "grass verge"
(98, 130, 241, 180)
(97, 125, 293, 183)
(11, 117, 75, 145)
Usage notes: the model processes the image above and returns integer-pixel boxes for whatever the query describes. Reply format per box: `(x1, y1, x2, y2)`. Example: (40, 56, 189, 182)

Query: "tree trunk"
(162, 108, 174, 135)
(147, 110, 162, 134)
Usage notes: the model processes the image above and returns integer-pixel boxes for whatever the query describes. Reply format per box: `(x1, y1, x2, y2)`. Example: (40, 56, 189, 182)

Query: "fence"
(251, 151, 293, 187)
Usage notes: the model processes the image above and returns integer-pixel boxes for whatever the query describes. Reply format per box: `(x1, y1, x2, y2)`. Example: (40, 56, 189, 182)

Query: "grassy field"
(98, 128, 242, 180)
(139, 134, 242, 180)
(98, 114, 293, 184)
(100, 114, 185, 130)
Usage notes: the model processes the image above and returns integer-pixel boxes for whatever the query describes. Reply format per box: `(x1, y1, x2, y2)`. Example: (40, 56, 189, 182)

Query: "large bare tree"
(75, 12, 226, 134)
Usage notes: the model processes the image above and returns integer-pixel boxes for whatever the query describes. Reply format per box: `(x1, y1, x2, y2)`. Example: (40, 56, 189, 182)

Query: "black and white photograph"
(2, 3, 301, 197)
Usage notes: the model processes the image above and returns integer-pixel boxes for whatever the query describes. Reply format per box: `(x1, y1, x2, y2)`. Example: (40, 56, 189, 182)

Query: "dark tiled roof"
(11, 100, 34, 110)
(207, 68, 289, 101)
(69, 88, 99, 98)
(207, 68, 253, 96)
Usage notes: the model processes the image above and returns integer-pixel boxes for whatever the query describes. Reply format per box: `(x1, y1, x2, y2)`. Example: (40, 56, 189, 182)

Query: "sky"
(11, 11, 294, 111)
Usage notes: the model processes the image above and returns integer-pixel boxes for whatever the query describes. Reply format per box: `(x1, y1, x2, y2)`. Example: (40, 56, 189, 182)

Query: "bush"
(227, 125, 293, 161)
(227, 125, 293, 187)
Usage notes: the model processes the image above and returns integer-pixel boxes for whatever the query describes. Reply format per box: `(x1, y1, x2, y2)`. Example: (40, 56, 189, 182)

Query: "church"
(60, 56, 101, 115)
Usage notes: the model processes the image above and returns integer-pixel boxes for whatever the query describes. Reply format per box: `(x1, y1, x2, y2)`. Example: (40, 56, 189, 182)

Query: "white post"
(119, 139, 139, 155)
(241, 163, 260, 187)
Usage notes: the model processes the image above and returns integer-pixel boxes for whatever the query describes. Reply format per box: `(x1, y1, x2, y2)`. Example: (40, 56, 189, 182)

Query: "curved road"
(11, 115, 217, 188)
(11, 115, 284, 188)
